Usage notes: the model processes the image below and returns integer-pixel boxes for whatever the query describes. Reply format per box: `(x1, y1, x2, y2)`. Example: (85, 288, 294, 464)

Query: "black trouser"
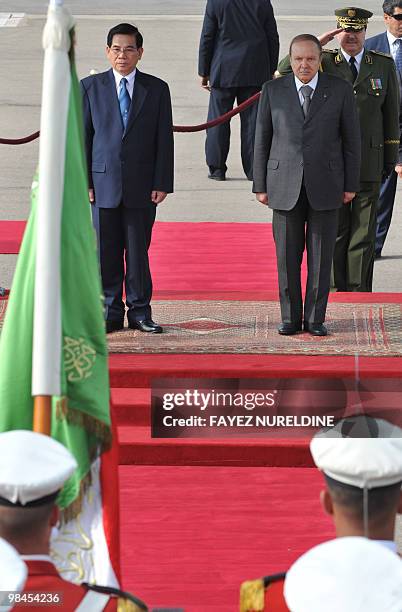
(273, 187, 339, 325)
(92, 204, 156, 323)
(376, 170, 397, 256)
(206, 86, 260, 179)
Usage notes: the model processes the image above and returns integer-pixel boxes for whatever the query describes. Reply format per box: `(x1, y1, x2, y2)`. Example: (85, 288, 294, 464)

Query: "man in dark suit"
(253, 34, 361, 336)
(366, 0, 402, 258)
(198, 0, 279, 181)
(81, 23, 174, 334)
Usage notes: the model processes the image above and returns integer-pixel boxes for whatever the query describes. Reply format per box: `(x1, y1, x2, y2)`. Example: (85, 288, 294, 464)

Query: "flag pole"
(33, 396, 52, 434)
(32, 0, 67, 437)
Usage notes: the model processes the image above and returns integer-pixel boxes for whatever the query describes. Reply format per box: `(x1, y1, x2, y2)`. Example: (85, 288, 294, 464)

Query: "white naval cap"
(0, 537, 27, 610)
(0, 430, 77, 506)
(310, 416, 402, 488)
(284, 537, 402, 612)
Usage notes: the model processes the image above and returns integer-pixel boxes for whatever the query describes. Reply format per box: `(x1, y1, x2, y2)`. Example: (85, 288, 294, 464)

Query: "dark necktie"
(118, 77, 131, 128)
(349, 56, 358, 82)
(394, 39, 402, 87)
(300, 85, 313, 117)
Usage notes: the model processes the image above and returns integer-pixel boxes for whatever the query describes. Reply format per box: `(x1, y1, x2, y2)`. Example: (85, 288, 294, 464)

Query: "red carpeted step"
(111, 388, 150, 426)
(109, 352, 402, 388)
(117, 425, 312, 467)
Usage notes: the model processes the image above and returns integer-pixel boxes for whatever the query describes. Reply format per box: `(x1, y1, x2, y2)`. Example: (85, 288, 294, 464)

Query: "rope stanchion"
(0, 90, 261, 143)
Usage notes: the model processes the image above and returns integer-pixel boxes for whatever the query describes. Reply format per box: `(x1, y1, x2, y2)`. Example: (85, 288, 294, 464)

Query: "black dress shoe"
(304, 322, 328, 336)
(208, 172, 226, 181)
(129, 319, 163, 333)
(277, 322, 302, 335)
(106, 320, 124, 334)
(208, 166, 226, 181)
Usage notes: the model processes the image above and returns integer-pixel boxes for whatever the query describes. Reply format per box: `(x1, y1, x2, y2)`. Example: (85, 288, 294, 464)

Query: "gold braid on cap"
(337, 16, 368, 29)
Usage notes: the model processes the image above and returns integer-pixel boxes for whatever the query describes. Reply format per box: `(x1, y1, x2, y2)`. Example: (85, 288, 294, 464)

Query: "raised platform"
(107, 297, 402, 357)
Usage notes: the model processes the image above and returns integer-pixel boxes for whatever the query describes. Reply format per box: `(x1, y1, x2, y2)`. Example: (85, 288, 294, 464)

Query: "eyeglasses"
(109, 46, 138, 55)
(390, 13, 402, 20)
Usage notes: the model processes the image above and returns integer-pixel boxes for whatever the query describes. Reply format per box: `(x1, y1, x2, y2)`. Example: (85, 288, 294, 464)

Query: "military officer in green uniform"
(278, 7, 400, 292)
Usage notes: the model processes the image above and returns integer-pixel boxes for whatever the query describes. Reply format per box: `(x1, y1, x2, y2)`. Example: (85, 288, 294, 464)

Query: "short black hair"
(325, 475, 402, 522)
(0, 502, 55, 541)
(289, 34, 323, 56)
(383, 0, 402, 15)
(107, 23, 143, 49)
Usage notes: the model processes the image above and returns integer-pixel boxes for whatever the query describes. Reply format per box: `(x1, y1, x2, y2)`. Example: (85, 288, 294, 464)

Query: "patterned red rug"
(0, 293, 8, 331)
(2, 296, 401, 356)
(107, 300, 402, 356)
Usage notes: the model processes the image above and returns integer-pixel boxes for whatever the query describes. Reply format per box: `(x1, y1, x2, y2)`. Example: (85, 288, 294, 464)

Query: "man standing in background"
(198, 0, 279, 181)
(366, 0, 402, 258)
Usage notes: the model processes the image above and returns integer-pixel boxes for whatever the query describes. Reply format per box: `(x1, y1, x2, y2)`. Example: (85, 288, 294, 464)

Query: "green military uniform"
(277, 9, 400, 291)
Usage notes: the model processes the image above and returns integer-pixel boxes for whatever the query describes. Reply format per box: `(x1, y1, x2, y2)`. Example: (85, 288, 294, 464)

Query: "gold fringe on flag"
(55, 396, 112, 521)
(55, 396, 112, 450)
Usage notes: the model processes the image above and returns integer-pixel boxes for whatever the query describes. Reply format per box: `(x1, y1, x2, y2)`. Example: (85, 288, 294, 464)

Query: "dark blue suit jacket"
(365, 31, 391, 54)
(81, 69, 174, 209)
(198, 0, 279, 88)
(366, 32, 402, 160)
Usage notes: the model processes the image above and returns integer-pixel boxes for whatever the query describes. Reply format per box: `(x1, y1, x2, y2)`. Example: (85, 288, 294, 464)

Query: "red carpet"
(0, 221, 25, 253)
(0, 220, 298, 293)
(120, 465, 334, 611)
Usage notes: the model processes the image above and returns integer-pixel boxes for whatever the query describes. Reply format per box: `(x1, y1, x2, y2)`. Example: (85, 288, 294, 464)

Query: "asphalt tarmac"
(0, 1, 388, 16)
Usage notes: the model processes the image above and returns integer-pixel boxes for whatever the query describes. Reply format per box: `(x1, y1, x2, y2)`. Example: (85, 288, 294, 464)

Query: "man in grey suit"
(253, 34, 361, 336)
(81, 23, 174, 334)
(198, 0, 279, 181)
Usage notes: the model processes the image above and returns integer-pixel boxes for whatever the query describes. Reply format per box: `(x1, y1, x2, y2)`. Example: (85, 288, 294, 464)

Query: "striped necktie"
(300, 85, 313, 117)
(394, 38, 402, 86)
(118, 77, 131, 128)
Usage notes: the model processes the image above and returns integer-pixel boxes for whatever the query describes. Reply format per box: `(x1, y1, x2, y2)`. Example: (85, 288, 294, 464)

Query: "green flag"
(0, 7, 110, 515)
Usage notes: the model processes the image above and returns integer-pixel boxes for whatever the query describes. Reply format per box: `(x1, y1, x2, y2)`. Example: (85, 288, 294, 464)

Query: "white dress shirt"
(294, 72, 319, 105)
(341, 48, 364, 73)
(387, 30, 402, 61)
(113, 68, 136, 99)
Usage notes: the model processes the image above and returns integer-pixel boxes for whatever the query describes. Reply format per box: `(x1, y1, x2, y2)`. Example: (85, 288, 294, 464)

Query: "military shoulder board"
(370, 50, 393, 59)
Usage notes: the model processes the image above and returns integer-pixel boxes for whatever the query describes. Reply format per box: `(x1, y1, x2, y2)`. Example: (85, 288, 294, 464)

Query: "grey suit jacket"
(198, 0, 279, 88)
(253, 72, 361, 211)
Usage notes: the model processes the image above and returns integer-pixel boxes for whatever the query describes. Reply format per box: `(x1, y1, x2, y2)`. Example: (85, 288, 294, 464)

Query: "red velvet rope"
(0, 131, 40, 145)
(0, 91, 261, 144)
(173, 91, 261, 132)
